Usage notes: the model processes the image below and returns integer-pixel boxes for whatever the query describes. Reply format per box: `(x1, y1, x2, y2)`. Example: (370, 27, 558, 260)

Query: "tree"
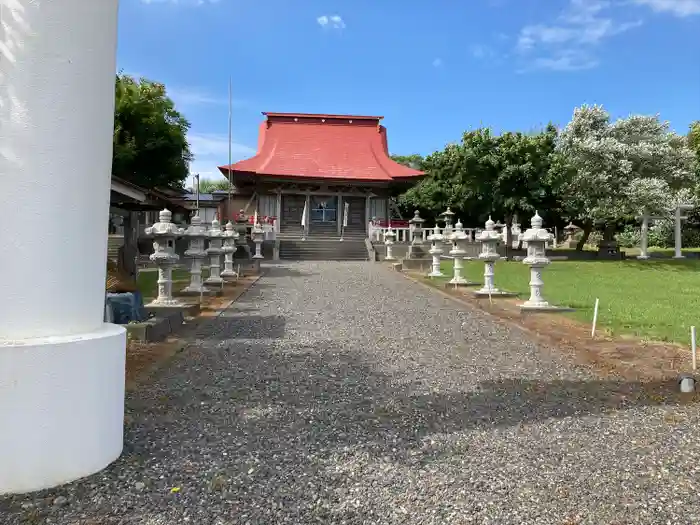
(487, 125, 563, 249)
(398, 127, 563, 246)
(689, 121, 700, 177)
(113, 73, 193, 190)
(391, 154, 425, 170)
(554, 105, 697, 247)
(196, 177, 231, 193)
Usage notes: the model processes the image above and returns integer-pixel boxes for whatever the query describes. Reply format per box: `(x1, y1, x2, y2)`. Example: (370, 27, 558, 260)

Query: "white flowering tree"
(554, 105, 697, 247)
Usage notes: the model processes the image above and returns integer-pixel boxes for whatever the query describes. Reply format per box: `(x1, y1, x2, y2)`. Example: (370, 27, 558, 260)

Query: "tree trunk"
(576, 220, 593, 251)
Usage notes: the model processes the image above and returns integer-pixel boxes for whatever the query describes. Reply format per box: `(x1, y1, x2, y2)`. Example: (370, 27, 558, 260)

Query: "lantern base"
(474, 289, 518, 298)
(0, 324, 126, 494)
(444, 281, 479, 288)
(519, 303, 574, 313)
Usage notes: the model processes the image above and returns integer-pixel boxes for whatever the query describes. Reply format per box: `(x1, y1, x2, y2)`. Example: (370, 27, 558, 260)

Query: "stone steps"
(279, 239, 368, 261)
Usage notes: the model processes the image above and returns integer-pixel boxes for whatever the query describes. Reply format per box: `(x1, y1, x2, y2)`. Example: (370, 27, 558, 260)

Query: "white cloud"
(167, 86, 247, 109)
(432, 58, 443, 67)
(515, 0, 642, 71)
(470, 45, 494, 60)
(632, 0, 700, 16)
(317, 15, 346, 30)
(189, 132, 255, 159)
(187, 132, 255, 181)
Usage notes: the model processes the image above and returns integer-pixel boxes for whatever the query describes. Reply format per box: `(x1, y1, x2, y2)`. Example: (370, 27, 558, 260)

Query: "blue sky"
(117, 0, 699, 183)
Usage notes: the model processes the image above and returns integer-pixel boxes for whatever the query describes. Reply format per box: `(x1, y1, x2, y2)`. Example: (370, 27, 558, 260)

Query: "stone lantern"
(427, 224, 445, 277)
(475, 216, 515, 298)
(407, 210, 425, 259)
(519, 212, 564, 311)
(204, 218, 224, 286)
(382, 226, 396, 261)
(182, 213, 210, 294)
(448, 219, 471, 285)
(440, 207, 455, 237)
(234, 210, 252, 258)
(220, 221, 240, 279)
(563, 222, 579, 248)
(251, 221, 265, 259)
(144, 209, 185, 307)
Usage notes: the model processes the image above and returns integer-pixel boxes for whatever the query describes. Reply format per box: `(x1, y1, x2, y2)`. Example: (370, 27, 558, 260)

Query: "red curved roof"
(218, 112, 424, 182)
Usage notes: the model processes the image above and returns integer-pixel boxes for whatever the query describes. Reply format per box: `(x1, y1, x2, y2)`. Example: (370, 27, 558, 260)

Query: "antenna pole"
(227, 76, 233, 221)
(195, 173, 200, 211)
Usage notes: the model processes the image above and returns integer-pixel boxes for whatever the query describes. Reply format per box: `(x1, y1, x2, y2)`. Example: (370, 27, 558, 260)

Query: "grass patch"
(438, 258, 700, 345)
(137, 268, 208, 300)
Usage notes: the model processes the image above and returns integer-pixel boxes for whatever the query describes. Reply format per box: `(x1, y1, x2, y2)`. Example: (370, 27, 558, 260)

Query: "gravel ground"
(3, 261, 700, 525)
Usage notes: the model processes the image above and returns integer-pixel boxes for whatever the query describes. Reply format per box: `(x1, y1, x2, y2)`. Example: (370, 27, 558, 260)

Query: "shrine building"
(217, 112, 424, 238)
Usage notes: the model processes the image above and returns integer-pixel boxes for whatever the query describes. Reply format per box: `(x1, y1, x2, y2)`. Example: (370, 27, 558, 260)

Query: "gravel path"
(3, 261, 700, 524)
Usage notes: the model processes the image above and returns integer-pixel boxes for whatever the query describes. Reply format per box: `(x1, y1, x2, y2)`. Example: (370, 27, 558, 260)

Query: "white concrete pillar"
(0, 0, 125, 494)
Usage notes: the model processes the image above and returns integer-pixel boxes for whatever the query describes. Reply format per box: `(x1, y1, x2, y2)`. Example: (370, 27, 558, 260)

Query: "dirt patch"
(125, 274, 261, 390)
(405, 271, 694, 387)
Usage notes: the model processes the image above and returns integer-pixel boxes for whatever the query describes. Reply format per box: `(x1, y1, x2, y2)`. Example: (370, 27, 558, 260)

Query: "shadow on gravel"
(3, 315, 698, 524)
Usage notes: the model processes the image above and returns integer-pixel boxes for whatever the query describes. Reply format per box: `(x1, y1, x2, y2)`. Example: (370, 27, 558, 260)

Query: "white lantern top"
(208, 218, 223, 238)
(144, 208, 184, 237)
(224, 221, 240, 238)
(520, 211, 553, 243)
(449, 219, 468, 241)
(184, 213, 207, 238)
(427, 224, 444, 242)
(477, 215, 501, 242)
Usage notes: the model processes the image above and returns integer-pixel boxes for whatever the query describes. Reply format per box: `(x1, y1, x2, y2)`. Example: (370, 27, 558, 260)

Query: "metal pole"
(227, 76, 233, 222)
(195, 173, 200, 211)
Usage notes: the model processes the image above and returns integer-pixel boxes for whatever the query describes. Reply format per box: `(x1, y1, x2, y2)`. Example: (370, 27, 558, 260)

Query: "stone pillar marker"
(220, 221, 240, 278)
(0, 0, 126, 494)
(252, 221, 265, 259)
(408, 210, 425, 259)
(475, 216, 517, 298)
(384, 226, 397, 261)
(519, 212, 570, 312)
(182, 213, 210, 294)
(205, 218, 225, 286)
(427, 225, 445, 277)
(448, 219, 472, 286)
(144, 209, 185, 307)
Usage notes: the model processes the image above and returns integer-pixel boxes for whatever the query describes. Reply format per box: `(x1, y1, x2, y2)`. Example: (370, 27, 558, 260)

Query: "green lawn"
(437, 259, 700, 345)
(137, 268, 205, 300)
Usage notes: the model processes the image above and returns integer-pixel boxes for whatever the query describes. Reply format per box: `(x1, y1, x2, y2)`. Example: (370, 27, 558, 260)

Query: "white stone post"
(427, 225, 444, 277)
(638, 212, 650, 260)
(519, 212, 563, 311)
(182, 214, 210, 293)
(384, 227, 396, 260)
(145, 210, 185, 307)
(475, 217, 516, 297)
(220, 221, 239, 278)
(0, 0, 125, 495)
(448, 219, 469, 285)
(205, 219, 224, 286)
(252, 223, 265, 259)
